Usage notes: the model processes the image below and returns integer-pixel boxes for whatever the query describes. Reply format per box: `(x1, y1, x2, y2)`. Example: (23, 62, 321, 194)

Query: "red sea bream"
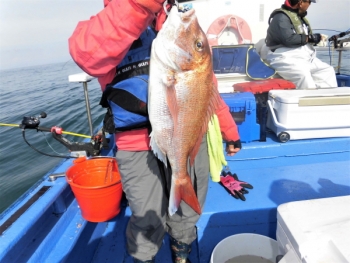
(148, 7, 220, 216)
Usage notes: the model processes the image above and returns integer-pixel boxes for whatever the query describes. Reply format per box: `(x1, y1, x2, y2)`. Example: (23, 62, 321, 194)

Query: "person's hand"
(225, 140, 242, 156)
(220, 171, 253, 201)
(308, 33, 322, 45)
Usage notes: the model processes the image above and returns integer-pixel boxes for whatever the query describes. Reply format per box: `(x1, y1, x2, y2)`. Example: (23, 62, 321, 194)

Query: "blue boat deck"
(0, 133, 349, 263)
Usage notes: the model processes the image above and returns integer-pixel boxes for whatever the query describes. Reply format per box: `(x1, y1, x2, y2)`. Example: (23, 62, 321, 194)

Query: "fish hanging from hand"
(148, 6, 221, 216)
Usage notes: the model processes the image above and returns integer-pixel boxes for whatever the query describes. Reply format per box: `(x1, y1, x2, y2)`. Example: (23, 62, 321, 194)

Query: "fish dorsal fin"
(189, 82, 221, 166)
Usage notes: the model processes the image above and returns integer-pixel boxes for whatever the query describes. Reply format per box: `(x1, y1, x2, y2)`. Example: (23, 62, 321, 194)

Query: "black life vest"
(100, 27, 156, 133)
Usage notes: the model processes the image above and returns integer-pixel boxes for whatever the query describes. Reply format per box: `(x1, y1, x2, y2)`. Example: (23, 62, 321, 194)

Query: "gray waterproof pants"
(115, 136, 209, 261)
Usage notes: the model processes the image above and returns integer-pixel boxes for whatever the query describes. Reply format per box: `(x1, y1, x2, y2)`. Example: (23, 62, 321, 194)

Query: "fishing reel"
(21, 112, 47, 129)
(20, 112, 106, 157)
(328, 30, 350, 48)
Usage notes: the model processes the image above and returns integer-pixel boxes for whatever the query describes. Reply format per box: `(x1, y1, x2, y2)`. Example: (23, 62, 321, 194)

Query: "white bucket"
(210, 233, 278, 263)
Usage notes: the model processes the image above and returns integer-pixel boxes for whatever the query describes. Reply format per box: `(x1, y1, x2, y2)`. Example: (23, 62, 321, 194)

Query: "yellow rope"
(0, 123, 91, 138)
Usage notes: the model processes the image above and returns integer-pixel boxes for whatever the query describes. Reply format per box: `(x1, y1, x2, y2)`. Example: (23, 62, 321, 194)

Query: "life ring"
(206, 14, 252, 47)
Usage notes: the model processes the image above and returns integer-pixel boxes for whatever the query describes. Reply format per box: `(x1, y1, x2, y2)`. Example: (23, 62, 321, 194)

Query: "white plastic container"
(210, 233, 278, 263)
(215, 73, 250, 93)
(266, 88, 350, 142)
(277, 196, 350, 263)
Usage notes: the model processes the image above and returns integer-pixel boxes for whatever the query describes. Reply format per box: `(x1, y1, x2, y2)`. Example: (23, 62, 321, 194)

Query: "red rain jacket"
(69, 0, 240, 151)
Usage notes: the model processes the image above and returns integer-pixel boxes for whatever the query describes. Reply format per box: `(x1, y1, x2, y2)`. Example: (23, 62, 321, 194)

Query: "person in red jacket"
(69, 1, 241, 262)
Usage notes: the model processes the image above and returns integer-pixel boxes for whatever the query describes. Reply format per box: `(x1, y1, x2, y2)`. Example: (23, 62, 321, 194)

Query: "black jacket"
(266, 5, 308, 49)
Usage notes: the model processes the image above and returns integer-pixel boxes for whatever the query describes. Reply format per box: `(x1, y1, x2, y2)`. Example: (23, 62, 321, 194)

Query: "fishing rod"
(1, 112, 107, 158)
(328, 30, 350, 48)
(313, 29, 343, 33)
(0, 123, 90, 138)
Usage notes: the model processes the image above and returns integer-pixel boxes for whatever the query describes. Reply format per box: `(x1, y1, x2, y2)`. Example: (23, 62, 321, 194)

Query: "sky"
(0, 0, 349, 71)
(0, 1, 102, 70)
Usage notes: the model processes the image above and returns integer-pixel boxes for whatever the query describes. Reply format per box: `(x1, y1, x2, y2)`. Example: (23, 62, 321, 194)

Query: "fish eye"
(195, 40, 204, 50)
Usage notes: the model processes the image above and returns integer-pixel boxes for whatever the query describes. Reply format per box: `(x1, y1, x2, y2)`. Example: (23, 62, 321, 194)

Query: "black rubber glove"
(308, 33, 322, 45)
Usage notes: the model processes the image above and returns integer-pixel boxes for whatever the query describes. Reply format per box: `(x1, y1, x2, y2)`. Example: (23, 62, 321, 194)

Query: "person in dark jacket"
(265, 0, 337, 89)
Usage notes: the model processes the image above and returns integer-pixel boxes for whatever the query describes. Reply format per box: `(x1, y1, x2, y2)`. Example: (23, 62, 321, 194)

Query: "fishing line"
(43, 132, 69, 157)
(60, 58, 92, 139)
(0, 123, 90, 158)
(22, 130, 74, 159)
(61, 58, 74, 71)
(328, 45, 333, 65)
(311, 28, 350, 66)
(313, 29, 342, 33)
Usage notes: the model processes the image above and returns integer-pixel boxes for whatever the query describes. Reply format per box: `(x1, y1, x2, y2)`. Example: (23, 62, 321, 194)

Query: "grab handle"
(104, 159, 114, 184)
(267, 100, 287, 129)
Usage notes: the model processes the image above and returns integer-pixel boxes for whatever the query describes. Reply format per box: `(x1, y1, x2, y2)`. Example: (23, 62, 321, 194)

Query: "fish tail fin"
(169, 175, 202, 216)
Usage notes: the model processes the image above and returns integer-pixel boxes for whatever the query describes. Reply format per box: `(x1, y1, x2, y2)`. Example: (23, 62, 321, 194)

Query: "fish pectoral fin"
(169, 176, 202, 216)
(190, 83, 221, 166)
(149, 132, 167, 166)
(166, 84, 179, 127)
(189, 111, 211, 166)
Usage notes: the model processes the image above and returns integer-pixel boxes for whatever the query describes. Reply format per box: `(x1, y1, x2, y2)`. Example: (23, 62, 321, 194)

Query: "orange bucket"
(65, 157, 123, 222)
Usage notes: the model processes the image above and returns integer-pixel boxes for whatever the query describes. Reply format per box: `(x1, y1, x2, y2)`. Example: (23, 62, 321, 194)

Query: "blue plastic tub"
(336, 74, 350, 87)
(221, 92, 260, 143)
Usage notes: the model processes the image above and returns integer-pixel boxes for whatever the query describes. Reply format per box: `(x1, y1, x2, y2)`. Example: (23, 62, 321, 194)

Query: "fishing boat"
(1, 1, 349, 262)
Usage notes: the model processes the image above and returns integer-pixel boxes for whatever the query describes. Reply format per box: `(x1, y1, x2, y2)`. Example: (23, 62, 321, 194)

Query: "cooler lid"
(234, 79, 295, 94)
(269, 88, 350, 105)
(277, 196, 350, 262)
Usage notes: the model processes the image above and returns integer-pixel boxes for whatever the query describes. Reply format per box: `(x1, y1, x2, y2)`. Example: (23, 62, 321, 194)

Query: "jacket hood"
(282, 3, 299, 12)
(284, 0, 293, 8)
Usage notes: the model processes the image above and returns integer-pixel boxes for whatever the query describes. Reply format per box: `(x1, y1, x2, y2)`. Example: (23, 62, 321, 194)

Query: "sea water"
(0, 51, 349, 214)
(0, 60, 104, 213)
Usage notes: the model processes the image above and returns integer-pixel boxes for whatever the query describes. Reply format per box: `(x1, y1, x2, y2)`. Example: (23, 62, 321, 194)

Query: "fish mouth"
(179, 8, 195, 22)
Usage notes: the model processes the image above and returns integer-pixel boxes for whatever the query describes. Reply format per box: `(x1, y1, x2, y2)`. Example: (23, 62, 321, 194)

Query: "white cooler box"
(277, 196, 350, 263)
(266, 88, 350, 142)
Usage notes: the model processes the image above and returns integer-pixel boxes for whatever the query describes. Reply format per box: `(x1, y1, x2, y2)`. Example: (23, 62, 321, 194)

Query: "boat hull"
(1, 133, 349, 263)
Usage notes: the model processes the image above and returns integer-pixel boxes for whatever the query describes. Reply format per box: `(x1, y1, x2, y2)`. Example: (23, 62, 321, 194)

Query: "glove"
(135, 0, 165, 13)
(308, 33, 321, 46)
(219, 170, 253, 201)
(226, 139, 242, 149)
(225, 139, 242, 156)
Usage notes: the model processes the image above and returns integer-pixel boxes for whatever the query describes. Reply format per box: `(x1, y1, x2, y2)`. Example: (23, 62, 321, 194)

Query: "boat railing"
(316, 44, 350, 72)
(68, 72, 96, 137)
